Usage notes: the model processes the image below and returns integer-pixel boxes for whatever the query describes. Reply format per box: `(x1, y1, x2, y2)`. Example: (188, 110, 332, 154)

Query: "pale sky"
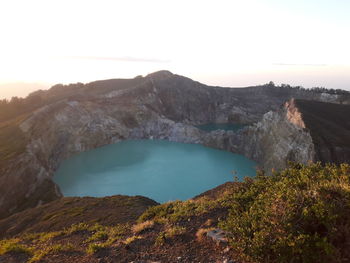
(0, 0, 349, 99)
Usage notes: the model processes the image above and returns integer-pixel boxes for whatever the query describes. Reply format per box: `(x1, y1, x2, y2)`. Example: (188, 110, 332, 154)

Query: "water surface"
(54, 140, 256, 203)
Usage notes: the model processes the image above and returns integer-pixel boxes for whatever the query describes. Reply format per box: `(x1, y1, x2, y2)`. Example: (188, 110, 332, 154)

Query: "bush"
(164, 226, 186, 238)
(220, 163, 350, 263)
(85, 223, 129, 246)
(0, 239, 32, 255)
(86, 243, 106, 255)
(138, 198, 220, 224)
(85, 231, 108, 243)
(64, 222, 89, 234)
(29, 244, 74, 262)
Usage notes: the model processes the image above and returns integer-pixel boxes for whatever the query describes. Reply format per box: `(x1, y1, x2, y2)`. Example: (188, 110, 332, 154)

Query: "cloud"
(65, 56, 170, 63)
(273, 63, 328, 67)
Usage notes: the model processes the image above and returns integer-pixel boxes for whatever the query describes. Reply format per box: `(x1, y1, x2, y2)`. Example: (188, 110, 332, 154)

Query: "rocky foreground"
(1, 163, 349, 263)
(0, 183, 237, 263)
(0, 70, 349, 219)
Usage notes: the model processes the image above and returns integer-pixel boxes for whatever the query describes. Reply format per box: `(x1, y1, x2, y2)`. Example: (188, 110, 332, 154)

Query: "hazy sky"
(0, 0, 349, 99)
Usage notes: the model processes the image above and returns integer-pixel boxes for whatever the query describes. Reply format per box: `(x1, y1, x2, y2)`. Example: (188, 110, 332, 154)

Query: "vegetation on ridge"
(138, 162, 350, 263)
(0, 163, 349, 262)
(220, 162, 350, 263)
(0, 116, 28, 169)
(0, 78, 146, 123)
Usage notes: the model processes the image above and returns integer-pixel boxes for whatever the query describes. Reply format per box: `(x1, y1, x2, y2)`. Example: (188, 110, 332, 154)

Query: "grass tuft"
(0, 239, 32, 255)
(86, 243, 107, 255)
(132, 220, 154, 234)
(123, 235, 143, 245)
(29, 243, 74, 262)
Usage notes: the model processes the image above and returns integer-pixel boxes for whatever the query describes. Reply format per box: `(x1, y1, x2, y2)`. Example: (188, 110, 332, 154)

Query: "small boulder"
(206, 228, 228, 243)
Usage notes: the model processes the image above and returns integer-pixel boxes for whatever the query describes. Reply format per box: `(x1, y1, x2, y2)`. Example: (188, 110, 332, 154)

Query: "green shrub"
(155, 232, 166, 246)
(86, 243, 107, 255)
(85, 231, 108, 243)
(138, 198, 220, 224)
(29, 243, 74, 262)
(0, 239, 32, 255)
(164, 226, 186, 238)
(85, 223, 129, 246)
(138, 201, 180, 222)
(220, 163, 350, 263)
(64, 222, 89, 234)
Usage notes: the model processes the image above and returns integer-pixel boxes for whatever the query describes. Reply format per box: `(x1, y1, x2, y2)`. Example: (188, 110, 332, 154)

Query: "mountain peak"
(146, 70, 173, 80)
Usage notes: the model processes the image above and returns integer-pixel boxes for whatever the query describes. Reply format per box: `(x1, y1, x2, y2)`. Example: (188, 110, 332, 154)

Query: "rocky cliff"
(0, 70, 349, 219)
(229, 99, 316, 172)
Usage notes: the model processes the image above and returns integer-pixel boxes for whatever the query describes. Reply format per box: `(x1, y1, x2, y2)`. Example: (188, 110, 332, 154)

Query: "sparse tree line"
(265, 81, 350, 95)
(0, 94, 44, 122)
(0, 83, 85, 122)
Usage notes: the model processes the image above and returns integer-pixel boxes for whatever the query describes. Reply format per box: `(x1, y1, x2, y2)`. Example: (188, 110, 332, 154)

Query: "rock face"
(230, 99, 316, 172)
(197, 99, 315, 172)
(0, 70, 349, 219)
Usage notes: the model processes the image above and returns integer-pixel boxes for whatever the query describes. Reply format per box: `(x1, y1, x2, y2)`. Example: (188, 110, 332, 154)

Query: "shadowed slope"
(0, 195, 158, 239)
(295, 99, 350, 163)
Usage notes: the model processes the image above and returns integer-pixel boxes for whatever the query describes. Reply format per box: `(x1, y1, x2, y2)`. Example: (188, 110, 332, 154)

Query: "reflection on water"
(54, 140, 256, 203)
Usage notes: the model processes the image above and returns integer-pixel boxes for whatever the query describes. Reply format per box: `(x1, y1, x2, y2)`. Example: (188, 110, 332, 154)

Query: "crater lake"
(54, 139, 257, 203)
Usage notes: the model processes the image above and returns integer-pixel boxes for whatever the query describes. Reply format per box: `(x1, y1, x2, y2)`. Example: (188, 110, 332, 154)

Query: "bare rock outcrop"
(232, 100, 315, 172)
(199, 99, 315, 172)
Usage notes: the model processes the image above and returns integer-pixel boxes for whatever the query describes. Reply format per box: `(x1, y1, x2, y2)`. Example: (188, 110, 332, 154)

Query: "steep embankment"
(295, 99, 350, 163)
(0, 70, 349, 219)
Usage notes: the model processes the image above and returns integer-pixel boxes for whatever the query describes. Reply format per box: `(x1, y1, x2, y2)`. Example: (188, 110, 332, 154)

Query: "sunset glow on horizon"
(0, 0, 349, 99)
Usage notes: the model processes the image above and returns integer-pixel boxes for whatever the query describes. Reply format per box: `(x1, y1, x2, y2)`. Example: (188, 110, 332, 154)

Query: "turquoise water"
(196, 123, 246, 132)
(54, 140, 256, 203)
